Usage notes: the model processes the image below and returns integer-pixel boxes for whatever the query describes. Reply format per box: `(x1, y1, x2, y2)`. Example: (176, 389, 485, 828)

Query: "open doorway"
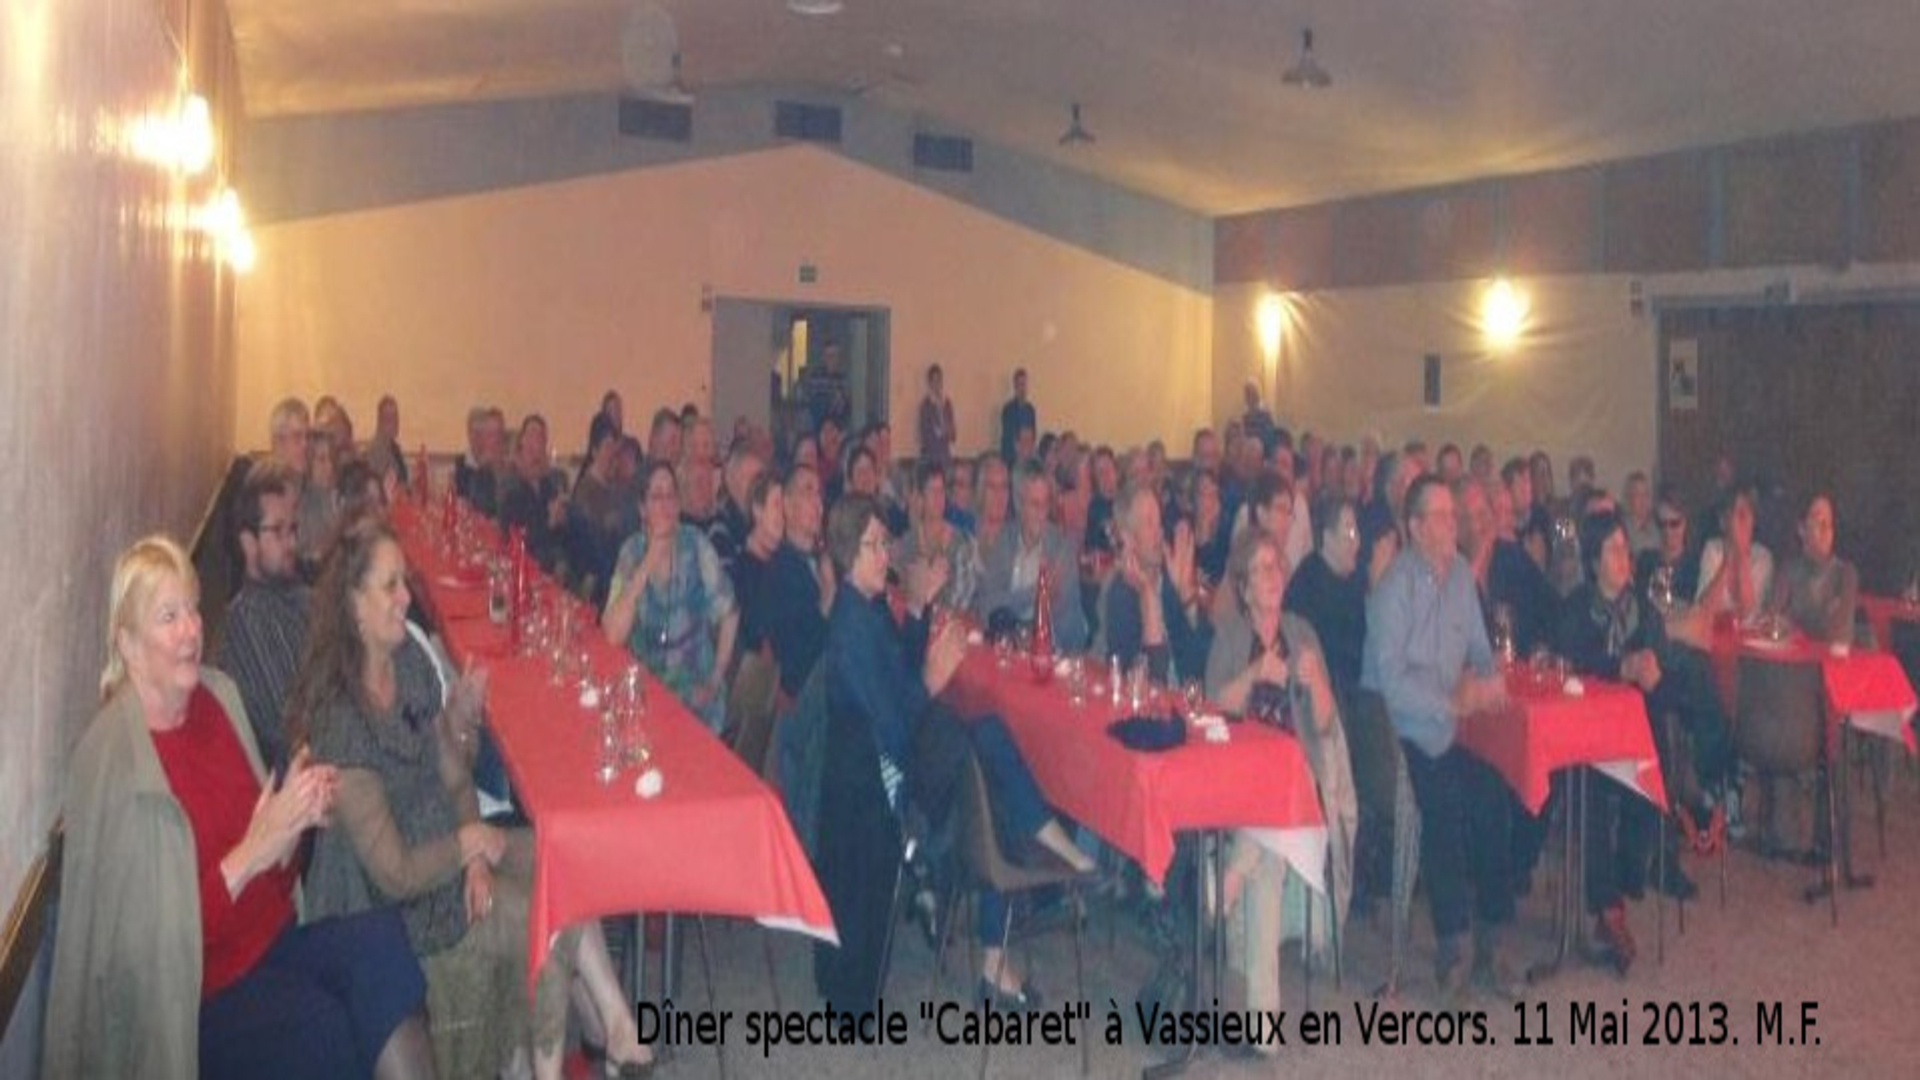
(710, 298, 890, 458)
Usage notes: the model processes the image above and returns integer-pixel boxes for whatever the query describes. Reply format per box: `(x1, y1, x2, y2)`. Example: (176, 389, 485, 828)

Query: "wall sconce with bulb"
(193, 186, 257, 273)
(125, 93, 214, 176)
(1480, 276, 1530, 350)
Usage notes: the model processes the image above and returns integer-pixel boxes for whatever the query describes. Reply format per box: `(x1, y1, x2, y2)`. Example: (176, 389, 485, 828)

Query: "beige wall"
(1214, 276, 1659, 483)
(0, 0, 238, 914)
(237, 144, 1213, 458)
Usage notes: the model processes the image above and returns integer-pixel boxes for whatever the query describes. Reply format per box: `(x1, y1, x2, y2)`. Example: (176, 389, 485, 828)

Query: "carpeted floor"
(614, 755, 1920, 1079)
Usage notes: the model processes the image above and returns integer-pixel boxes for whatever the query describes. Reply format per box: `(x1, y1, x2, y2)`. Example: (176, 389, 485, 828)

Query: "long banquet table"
(391, 501, 836, 986)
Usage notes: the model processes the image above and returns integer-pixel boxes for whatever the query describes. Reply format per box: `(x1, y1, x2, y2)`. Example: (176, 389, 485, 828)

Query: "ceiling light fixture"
(1058, 102, 1096, 147)
(786, 1, 845, 16)
(1281, 28, 1332, 89)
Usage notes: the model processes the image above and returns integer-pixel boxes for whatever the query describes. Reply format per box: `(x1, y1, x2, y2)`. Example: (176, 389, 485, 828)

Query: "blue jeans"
(199, 906, 425, 1079)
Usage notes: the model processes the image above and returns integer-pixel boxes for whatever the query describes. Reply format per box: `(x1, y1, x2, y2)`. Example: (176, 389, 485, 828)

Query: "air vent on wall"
(618, 97, 692, 142)
(912, 133, 973, 173)
(773, 100, 842, 143)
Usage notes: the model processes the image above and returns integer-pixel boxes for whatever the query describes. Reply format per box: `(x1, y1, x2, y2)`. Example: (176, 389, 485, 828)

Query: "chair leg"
(923, 882, 963, 1030)
(1872, 736, 1889, 858)
(876, 855, 913, 1003)
(1824, 754, 1841, 928)
(1071, 884, 1088, 1075)
(983, 904, 1015, 1080)
(1655, 810, 1666, 965)
(1302, 874, 1313, 1015)
(694, 916, 726, 1080)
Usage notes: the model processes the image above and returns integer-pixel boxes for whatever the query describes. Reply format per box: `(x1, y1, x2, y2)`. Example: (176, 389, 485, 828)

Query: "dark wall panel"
(1507, 167, 1599, 276)
(1605, 152, 1710, 273)
(1334, 196, 1417, 287)
(1724, 135, 1849, 268)
(1861, 117, 1920, 265)
(1214, 212, 1268, 285)
(1414, 185, 1500, 280)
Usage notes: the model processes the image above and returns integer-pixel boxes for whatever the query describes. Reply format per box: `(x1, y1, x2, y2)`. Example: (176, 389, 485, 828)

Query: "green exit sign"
(798, 262, 818, 284)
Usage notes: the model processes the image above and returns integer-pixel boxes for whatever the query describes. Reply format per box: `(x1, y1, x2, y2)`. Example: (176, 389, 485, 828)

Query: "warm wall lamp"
(1480, 276, 1529, 349)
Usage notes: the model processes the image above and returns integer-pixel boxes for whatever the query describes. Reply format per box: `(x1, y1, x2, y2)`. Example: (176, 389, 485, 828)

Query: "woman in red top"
(46, 536, 434, 1079)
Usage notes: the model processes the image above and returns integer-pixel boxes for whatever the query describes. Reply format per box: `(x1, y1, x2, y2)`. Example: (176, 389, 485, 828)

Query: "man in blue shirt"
(1363, 474, 1520, 1001)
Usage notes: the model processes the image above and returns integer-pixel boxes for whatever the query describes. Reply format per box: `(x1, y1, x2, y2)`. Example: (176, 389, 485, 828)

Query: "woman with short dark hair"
(818, 495, 1092, 1010)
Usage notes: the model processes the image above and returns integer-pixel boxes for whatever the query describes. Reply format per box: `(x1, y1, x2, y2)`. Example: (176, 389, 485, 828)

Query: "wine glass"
(1490, 603, 1516, 667)
(1649, 565, 1675, 615)
(1903, 571, 1920, 610)
(1066, 657, 1087, 708)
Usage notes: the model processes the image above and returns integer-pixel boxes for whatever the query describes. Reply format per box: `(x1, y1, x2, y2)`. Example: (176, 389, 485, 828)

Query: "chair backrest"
(727, 646, 780, 774)
(1732, 656, 1824, 774)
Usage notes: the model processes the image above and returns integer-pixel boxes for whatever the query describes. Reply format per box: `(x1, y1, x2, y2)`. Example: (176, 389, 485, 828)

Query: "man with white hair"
(454, 405, 506, 517)
(1098, 481, 1209, 683)
(267, 397, 310, 484)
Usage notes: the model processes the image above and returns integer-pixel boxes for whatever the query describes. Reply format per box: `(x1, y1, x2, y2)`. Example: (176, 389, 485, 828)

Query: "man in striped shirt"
(214, 463, 310, 771)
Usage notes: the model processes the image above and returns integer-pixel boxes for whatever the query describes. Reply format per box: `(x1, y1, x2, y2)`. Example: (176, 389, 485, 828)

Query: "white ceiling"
(227, 0, 1920, 215)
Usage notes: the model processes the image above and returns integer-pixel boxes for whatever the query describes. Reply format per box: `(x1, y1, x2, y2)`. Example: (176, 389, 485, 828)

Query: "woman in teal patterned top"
(603, 461, 739, 731)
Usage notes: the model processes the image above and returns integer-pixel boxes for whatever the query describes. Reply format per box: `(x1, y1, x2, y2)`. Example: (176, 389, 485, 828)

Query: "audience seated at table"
(215, 464, 312, 773)
(1174, 466, 1232, 590)
(297, 429, 344, 574)
(453, 406, 507, 520)
(1098, 482, 1211, 684)
(314, 396, 357, 462)
(893, 461, 978, 614)
(1696, 486, 1774, 621)
(1634, 485, 1702, 602)
(731, 470, 786, 659)
(713, 440, 766, 577)
(1208, 530, 1356, 1042)
(1553, 512, 1693, 973)
(49, 535, 435, 1080)
(1487, 481, 1561, 660)
(364, 395, 410, 490)
(1363, 475, 1523, 1003)
(766, 464, 835, 701)
(602, 461, 739, 733)
(184, 373, 1920, 1035)
(268, 396, 312, 492)
(644, 406, 682, 468)
(1767, 493, 1859, 643)
(296, 520, 647, 1080)
(566, 414, 630, 604)
(499, 414, 571, 577)
(974, 461, 1087, 651)
(804, 494, 1093, 1011)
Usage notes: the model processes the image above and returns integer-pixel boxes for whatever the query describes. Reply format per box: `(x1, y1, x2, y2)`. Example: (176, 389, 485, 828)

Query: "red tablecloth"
(1701, 626, 1918, 755)
(391, 501, 836, 986)
(943, 651, 1327, 889)
(1456, 669, 1668, 816)
(1861, 594, 1920, 655)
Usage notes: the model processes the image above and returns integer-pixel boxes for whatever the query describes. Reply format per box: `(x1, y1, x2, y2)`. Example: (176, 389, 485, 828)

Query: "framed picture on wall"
(1668, 338, 1699, 412)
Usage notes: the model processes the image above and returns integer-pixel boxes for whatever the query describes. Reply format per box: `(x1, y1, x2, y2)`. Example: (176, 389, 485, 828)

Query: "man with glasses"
(1364, 474, 1521, 1002)
(214, 463, 310, 771)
